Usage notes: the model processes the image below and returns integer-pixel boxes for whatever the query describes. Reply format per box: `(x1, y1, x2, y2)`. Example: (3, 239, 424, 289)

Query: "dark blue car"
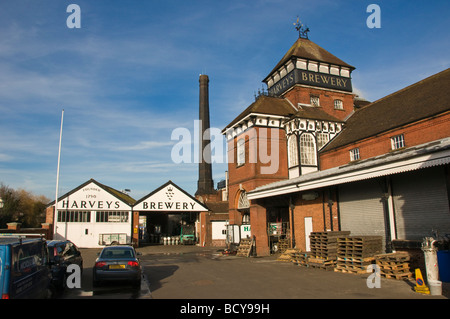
(47, 240, 83, 290)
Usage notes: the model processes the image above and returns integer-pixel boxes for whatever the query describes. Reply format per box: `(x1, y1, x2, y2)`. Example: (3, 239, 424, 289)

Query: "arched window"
(238, 190, 250, 210)
(300, 133, 316, 165)
(288, 134, 299, 168)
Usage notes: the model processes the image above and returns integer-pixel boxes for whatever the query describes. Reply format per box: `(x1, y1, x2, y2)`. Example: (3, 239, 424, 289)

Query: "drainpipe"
(328, 188, 334, 231)
(322, 191, 327, 231)
(289, 197, 296, 248)
(336, 186, 342, 231)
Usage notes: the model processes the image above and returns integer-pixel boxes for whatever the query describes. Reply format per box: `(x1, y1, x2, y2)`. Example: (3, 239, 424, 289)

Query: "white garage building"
(46, 179, 215, 248)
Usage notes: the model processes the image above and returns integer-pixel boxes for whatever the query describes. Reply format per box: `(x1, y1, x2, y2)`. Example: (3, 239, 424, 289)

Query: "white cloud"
(0, 154, 13, 162)
(116, 141, 174, 151)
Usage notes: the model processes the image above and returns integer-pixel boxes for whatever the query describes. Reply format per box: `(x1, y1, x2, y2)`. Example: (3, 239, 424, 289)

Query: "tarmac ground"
(67, 244, 449, 300)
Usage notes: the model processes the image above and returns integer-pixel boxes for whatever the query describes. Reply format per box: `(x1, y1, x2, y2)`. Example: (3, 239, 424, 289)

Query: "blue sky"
(0, 0, 449, 201)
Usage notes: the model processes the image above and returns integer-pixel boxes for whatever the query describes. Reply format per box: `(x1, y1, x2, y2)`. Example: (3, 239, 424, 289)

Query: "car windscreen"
(100, 248, 134, 259)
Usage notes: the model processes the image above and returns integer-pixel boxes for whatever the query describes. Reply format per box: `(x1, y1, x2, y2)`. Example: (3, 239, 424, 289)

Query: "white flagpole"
(54, 109, 64, 238)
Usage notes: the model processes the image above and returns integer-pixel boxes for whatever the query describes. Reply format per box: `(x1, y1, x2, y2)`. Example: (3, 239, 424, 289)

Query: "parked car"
(0, 236, 53, 299)
(93, 245, 141, 288)
(47, 240, 83, 290)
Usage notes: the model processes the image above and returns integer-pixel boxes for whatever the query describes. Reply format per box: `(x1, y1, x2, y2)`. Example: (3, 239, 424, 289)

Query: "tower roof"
(222, 95, 295, 133)
(263, 37, 355, 83)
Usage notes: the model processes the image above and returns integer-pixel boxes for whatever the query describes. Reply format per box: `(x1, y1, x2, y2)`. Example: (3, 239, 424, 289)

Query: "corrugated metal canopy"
(248, 137, 450, 200)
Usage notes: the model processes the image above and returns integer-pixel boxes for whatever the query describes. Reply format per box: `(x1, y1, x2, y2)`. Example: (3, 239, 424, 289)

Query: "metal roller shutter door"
(338, 179, 387, 250)
(392, 167, 450, 240)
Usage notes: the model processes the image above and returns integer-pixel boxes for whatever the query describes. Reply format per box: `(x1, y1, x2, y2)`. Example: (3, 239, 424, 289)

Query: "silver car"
(93, 245, 142, 288)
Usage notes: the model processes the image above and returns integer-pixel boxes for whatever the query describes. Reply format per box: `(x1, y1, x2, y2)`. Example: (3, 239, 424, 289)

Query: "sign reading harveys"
(56, 182, 131, 211)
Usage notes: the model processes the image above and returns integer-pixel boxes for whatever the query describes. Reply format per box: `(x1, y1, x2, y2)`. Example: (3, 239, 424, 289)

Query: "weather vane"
(294, 16, 310, 39)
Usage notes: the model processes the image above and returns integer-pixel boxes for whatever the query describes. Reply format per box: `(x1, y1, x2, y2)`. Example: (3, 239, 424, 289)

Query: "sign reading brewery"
(268, 69, 352, 96)
(134, 181, 208, 212)
(54, 179, 134, 211)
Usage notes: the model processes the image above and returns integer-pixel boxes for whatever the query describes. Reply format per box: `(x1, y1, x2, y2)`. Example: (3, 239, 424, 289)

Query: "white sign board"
(56, 181, 132, 211)
(134, 181, 208, 212)
(241, 224, 251, 239)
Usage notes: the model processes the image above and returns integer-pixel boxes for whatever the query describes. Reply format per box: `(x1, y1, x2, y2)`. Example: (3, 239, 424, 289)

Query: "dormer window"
(310, 96, 320, 107)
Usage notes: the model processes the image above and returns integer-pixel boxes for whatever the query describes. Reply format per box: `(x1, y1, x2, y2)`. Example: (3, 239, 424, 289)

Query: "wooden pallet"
(376, 261, 410, 270)
(277, 238, 290, 253)
(337, 236, 382, 258)
(309, 231, 350, 260)
(380, 272, 413, 280)
(374, 252, 412, 280)
(374, 252, 410, 262)
(236, 238, 254, 257)
(337, 256, 375, 266)
(277, 248, 298, 262)
(334, 266, 368, 275)
(291, 251, 310, 267)
(304, 256, 336, 271)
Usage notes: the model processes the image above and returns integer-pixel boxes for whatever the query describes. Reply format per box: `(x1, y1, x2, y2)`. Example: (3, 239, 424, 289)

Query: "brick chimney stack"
(196, 74, 214, 196)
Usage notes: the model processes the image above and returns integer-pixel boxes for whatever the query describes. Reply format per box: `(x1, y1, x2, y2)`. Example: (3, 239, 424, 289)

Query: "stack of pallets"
(291, 251, 310, 268)
(335, 236, 382, 274)
(375, 252, 413, 280)
(236, 238, 253, 257)
(277, 238, 290, 253)
(308, 231, 351, 270)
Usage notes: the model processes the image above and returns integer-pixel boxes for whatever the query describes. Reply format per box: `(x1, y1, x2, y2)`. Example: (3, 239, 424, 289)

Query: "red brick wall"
(283, 85, 354, 121)
(227, 126, 288, 215)
(320, 112, 450, 169)
(46, 206, 54, 224)
(226, 126, 288, 255)
(250, 203, 270, 256)
(289, 189, 340, 252)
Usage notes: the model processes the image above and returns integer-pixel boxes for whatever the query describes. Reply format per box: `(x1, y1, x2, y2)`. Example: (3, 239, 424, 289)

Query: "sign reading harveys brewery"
(268, 69, 352, 96)
(134, 181, 208, 212)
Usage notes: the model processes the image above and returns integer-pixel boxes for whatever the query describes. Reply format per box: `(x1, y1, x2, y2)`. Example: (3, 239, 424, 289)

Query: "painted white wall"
(54, 217, 132, 248)
(211, 221, 227, 240)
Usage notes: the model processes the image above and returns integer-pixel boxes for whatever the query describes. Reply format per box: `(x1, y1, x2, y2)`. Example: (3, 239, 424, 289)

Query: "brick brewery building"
(44, 28, 449, 254)
(223, 29, 450, 256)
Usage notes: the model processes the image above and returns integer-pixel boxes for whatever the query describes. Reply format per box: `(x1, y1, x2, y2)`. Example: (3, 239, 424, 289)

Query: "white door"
(304, 217, 313, 251)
